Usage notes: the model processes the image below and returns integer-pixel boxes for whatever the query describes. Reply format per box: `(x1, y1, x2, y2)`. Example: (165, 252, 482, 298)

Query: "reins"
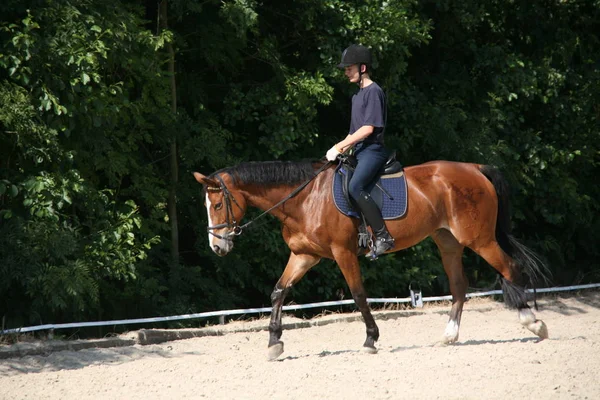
(207, 160, 333, 239)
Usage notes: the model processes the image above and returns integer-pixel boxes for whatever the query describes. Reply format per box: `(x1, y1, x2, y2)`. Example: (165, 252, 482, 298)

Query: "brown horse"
(193, 159, 549, 360)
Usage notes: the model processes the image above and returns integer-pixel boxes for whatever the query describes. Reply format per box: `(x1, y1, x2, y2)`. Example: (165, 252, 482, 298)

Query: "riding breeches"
(348, 143, 389, 201)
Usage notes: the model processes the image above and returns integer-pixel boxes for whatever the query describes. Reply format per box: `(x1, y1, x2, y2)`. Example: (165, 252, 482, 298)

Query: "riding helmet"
(337, 44, 372, 68)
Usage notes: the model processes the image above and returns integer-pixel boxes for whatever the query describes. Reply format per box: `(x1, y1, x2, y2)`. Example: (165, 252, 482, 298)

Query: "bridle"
(206, 174, 244, 240)
(205, 161, 332, 240)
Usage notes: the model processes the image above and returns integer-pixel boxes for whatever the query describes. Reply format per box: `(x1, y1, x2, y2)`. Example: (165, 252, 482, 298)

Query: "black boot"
(355, 191, 395, 259)
(370, 227, 395, 259)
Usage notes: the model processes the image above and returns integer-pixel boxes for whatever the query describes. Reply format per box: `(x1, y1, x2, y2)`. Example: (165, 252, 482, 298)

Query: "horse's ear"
(193, 172, 219, 188)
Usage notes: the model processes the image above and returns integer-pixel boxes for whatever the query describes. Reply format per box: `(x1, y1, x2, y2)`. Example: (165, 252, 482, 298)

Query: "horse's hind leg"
(471, 240, 548, 339)
(432, 229, 467, 344)
(268, 252, 320, 360)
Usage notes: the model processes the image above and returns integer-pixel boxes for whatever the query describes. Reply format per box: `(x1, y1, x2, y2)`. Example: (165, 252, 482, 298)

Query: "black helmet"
(337, 44, 372, 68)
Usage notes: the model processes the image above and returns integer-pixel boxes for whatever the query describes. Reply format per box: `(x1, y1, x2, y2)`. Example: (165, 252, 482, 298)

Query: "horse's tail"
(479, 165, 550, 308)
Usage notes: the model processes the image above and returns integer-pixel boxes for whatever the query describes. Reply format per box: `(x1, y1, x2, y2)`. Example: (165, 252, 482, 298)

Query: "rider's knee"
(348, 183, 363, 201)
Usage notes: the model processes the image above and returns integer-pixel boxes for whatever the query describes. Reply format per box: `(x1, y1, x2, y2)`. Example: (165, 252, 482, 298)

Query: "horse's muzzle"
(211, 239, 233, 256)
(212, 245, 225, 256)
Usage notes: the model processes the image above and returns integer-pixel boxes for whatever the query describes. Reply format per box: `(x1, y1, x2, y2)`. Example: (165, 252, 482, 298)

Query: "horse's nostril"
(213, 245, 221, 253)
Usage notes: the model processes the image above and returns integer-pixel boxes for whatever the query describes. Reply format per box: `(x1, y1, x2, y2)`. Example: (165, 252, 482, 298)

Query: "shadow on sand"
(0, 344, 200, 375)
(537, 290, 600, 316)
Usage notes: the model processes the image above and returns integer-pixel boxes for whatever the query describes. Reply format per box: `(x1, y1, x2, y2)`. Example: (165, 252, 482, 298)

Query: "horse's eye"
(214, 202, 223, 210)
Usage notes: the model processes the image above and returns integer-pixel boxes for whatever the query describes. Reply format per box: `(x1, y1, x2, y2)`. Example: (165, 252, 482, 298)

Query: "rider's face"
(344, 64, 360, 83)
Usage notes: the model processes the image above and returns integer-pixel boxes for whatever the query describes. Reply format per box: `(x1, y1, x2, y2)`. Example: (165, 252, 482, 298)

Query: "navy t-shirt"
(349, 82, 386, 148)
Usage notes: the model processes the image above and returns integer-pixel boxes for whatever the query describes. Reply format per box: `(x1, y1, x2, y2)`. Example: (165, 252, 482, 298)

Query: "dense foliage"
(1, 0, 598, 333)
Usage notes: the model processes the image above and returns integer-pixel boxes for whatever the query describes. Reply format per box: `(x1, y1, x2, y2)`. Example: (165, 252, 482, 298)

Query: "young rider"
(325, 44, 395, 259)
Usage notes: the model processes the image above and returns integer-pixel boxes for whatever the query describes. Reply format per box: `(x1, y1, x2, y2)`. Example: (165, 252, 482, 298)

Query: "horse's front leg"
(268, 252, 320, 361)
(333, 247, 379, 353)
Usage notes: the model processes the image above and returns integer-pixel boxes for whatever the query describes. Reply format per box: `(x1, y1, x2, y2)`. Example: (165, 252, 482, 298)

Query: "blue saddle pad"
(332, 168, 408, 220)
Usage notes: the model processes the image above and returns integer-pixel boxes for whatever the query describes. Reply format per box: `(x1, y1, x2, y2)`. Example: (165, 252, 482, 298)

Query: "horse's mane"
(211, 160, 326, 186)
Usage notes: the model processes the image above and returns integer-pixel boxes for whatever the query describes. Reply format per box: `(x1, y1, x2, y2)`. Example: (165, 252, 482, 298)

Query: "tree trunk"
(159, 0, 179, 268)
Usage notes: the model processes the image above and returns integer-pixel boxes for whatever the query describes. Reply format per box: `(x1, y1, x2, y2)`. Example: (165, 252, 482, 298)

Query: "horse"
(193, 159, 549, 360)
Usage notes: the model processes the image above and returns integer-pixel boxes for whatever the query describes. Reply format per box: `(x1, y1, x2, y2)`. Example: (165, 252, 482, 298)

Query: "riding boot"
(355, 191, 395, 259)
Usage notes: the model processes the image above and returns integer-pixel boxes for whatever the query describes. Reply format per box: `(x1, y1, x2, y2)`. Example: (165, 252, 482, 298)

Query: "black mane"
(211, 160, 324, 186)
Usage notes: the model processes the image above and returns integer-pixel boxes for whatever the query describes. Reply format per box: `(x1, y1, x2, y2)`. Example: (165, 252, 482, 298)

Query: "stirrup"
(368, 236, 394, 260)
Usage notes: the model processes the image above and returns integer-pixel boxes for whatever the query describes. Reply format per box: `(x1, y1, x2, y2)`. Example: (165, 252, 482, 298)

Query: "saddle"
(333, 151, 408, 253)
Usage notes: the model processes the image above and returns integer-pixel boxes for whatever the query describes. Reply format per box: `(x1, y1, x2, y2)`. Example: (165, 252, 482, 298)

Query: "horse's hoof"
(267, 341, 284, 361)
(362, 346, 378, 354)
(440, 335, 458, 345)
(528, 320, 549, 340)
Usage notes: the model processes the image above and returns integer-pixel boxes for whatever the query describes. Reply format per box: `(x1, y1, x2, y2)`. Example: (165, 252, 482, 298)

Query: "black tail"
(479, 165, 551, 308)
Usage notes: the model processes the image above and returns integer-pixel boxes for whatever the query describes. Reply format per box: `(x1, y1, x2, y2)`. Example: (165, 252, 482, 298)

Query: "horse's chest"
(282, 228, 323, 254)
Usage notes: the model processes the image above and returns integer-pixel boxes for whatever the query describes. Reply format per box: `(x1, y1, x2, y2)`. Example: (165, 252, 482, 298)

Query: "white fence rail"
(2, 283, 600, 335)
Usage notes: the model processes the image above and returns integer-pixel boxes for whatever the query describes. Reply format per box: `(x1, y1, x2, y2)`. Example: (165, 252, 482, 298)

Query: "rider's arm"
(335, 125, 374, 153)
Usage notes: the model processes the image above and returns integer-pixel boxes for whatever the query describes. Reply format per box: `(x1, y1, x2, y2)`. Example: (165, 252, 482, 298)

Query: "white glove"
(326, 145, 341, 161)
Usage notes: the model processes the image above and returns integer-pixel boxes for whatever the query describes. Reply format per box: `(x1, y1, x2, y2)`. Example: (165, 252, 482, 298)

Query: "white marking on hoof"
(527, 320, 549, 340)
(519, 309, 549, 339)
(362, 346, 378, 354)
(442, 320, 460, 344)
(267, 342, 284, 361)
(519, 308, 536, 326)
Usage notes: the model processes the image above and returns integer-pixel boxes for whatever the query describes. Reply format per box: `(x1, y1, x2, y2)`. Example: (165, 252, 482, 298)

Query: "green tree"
(1, 0, 598, 333)
(0, 1, 165, 326)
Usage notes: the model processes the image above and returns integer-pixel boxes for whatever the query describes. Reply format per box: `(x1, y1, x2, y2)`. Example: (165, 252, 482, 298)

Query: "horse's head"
(193, 171, 247, 256)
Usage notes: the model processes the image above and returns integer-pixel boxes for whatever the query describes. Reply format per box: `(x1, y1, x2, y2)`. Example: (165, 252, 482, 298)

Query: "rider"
(325, 44, 395, 259)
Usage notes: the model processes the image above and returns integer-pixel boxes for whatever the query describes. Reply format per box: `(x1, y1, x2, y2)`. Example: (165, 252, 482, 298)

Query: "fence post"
(410, 284, 423, 308)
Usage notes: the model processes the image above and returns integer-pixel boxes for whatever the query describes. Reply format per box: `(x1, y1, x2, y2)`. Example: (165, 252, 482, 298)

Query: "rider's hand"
(326, 145, 341, 161)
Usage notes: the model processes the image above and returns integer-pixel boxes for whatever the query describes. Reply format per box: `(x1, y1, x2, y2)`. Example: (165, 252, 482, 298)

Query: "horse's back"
(404, 160, 492, 191)
(406, 160, 483, 176)
(404, 160, 487, 194)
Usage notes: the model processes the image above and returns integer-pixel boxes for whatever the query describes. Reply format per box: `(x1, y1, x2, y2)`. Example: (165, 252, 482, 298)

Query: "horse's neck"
(240, 181, 316, 224)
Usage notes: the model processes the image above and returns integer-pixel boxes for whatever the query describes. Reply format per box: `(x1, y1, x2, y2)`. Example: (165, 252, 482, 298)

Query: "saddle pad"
(332, 169, 408, 220)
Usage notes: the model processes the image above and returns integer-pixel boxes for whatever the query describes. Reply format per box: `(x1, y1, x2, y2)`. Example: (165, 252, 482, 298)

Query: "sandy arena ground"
(1, 291, 599, 400)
